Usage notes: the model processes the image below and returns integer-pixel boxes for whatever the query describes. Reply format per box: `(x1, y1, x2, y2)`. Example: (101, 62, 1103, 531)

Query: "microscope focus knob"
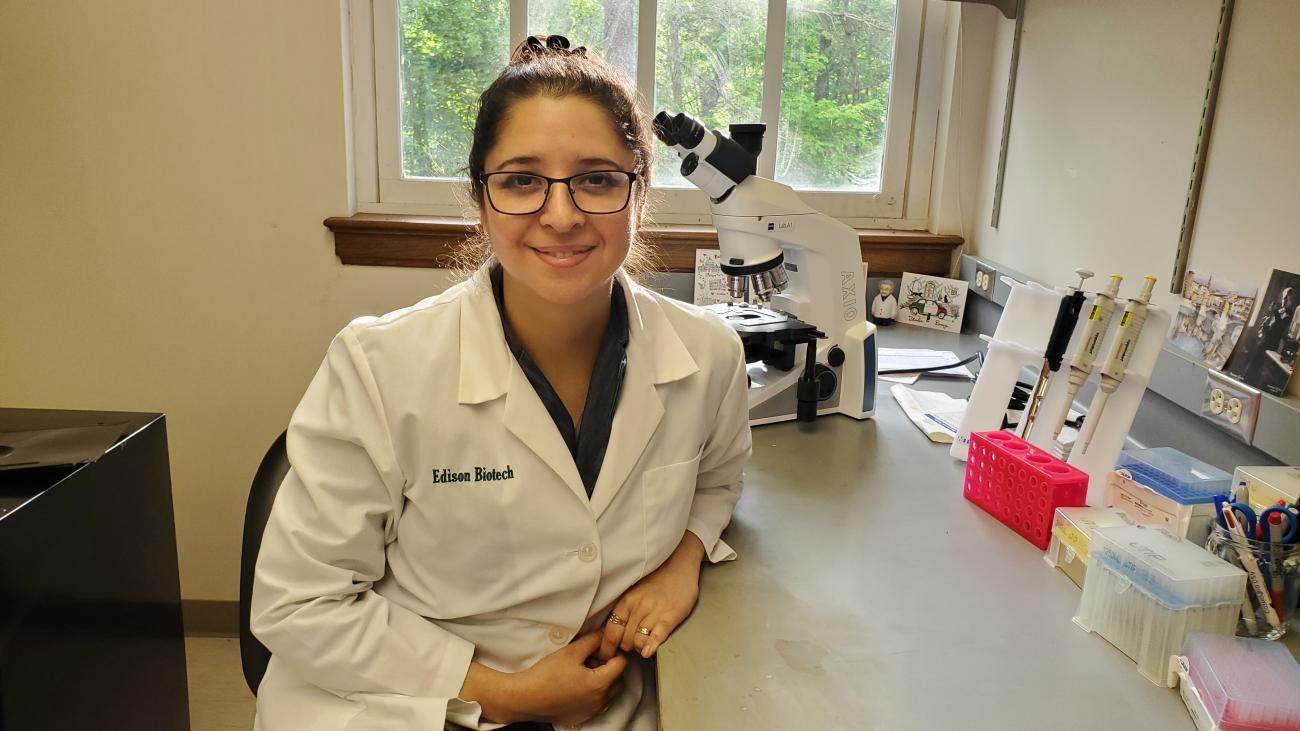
(814, 364, 838, 400)
(827, 346, 845, 368)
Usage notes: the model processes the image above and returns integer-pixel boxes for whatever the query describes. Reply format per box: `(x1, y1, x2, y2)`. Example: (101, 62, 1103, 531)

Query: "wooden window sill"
(323, 214, 963, 277)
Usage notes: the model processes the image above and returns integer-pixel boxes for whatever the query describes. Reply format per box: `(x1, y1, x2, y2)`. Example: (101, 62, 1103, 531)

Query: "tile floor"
(186, 637, 256, 730)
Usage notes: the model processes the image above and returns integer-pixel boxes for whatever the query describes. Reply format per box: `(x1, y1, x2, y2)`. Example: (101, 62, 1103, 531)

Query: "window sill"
(323, 214, 963, 277)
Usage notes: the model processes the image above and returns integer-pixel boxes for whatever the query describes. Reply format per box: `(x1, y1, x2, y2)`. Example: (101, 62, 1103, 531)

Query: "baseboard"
(183, 599, 239, 638)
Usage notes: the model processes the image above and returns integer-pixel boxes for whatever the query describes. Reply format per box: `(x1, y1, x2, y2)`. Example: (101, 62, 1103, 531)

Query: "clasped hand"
(462, 632, 625, 726)
(598, 531, 704, 661)
(461, 532, 705, 725)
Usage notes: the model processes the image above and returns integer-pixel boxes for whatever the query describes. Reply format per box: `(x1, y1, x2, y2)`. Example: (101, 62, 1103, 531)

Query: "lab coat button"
(548, 626, 569, 645)
(578, 543, 599, 562)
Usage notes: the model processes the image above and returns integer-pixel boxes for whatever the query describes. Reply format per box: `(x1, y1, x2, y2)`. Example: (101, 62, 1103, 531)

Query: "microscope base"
(743, 334, 878, 426)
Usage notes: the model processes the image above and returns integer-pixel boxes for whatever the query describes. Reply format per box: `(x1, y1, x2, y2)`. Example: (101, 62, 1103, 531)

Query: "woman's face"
(481, 95, 641, 308)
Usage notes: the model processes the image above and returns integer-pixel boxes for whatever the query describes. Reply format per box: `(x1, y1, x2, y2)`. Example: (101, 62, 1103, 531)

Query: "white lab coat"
(251, 267, 751, 731)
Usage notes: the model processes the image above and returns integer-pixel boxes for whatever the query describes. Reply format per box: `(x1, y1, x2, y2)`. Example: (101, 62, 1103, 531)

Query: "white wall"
(0, 1, 457, 601)
(960, 0, 1300, 396)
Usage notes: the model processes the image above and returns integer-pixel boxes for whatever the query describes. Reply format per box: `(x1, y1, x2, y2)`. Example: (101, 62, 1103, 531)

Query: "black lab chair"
(238, 430, 290, 695)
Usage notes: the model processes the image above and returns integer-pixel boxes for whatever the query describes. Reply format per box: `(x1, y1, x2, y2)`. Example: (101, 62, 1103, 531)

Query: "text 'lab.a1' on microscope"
(652, 110, 879, 426)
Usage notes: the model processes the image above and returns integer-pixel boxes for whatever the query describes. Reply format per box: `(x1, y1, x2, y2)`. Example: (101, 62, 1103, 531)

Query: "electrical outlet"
(1201, 370, 1261, 444)
(973, 262, 997, 300)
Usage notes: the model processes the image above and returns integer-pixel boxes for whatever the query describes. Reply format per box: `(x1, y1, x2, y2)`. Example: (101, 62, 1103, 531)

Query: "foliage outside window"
(397, 0, 897, 193)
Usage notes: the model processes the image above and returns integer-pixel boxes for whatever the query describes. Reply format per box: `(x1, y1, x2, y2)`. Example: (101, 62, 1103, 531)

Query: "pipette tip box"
(1116, 447, 1232, 503)
(1173, 631, 1300, 731)
(1109, 448, 1231, 542)
(1236, 466, 1300, 514)
(963, 430, 1088, 549)
(1044, 507, 1133, 588)
(1074, 524, 1245, 687)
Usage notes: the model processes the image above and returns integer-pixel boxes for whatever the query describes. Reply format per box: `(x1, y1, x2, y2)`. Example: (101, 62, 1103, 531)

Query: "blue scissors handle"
(1214, 495, 1257, 535)
(1260, 506, 1299, 544)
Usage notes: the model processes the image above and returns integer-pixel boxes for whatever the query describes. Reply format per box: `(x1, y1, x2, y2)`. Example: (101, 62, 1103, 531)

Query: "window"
(346, 0, 943, 228)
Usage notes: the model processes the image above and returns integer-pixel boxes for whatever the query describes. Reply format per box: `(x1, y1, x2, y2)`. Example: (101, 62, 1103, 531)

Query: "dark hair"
(454, 35, 657, 276)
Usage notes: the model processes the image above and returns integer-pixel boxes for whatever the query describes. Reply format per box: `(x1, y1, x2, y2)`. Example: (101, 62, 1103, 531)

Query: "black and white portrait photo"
(1225, 269, 1300, 396)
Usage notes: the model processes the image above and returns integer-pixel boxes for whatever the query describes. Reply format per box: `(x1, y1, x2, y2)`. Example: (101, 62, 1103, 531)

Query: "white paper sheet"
(889, 384, 968, 444)
(878, 348, 974, 381)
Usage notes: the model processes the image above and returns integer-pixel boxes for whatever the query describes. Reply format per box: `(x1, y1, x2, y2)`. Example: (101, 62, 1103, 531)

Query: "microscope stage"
(703, 303, 814, 334)
(704, 302, 822, 371)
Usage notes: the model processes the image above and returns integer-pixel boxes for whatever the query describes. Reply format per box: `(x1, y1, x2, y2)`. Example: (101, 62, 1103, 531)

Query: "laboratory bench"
(655, 326, 1296, 730)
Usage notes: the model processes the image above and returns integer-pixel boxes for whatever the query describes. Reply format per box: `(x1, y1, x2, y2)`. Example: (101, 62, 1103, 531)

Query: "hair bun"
(511, 34, 588, 64)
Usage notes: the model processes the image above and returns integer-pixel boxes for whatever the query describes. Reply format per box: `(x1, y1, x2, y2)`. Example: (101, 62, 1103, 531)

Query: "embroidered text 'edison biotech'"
(432, 466, 516, 484)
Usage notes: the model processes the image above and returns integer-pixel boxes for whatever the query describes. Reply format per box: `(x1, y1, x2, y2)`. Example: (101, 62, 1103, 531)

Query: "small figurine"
(872, 280, 898, 326)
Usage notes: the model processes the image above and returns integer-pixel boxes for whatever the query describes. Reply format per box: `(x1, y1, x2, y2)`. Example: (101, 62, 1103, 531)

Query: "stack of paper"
(889, 384, 968, 444)
(878, 348, 973, 384)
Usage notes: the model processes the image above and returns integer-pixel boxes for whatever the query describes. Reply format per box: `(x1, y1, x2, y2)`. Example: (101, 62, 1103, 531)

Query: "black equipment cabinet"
(0, 409, 189, 730)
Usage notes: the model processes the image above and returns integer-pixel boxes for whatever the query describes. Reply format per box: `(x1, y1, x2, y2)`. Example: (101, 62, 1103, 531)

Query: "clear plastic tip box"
(1073, 524, 1245, 686)
(1112, 448, 1231, 542)
(1174, 632, 1300, 731)
(1116, 447, 1232, 502)
(1045, 507, 1133, 588)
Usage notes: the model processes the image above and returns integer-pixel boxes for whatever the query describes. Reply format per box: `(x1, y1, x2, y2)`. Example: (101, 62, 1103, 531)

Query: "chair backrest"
(239, 430, 290, 695)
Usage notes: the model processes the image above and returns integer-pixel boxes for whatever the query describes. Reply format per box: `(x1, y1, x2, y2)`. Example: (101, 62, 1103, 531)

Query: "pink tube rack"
(963, 430, 1088, 549)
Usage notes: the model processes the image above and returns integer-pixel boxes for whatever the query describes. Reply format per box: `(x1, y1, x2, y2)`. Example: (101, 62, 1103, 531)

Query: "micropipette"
(1078, 275, 1157, 454)
(1051, 274, 1123, 440)
(1020, 270, 1091, 441)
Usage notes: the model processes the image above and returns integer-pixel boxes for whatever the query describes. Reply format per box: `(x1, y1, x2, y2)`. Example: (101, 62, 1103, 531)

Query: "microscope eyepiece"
(652, 111, 705, 149)
(728, 123, 766, 156)
(651, 111, 675, 145)
(654, 109, 760, 200)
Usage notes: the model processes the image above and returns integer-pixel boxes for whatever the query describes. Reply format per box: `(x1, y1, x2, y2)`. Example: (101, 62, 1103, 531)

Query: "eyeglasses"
(479, 170, 639, 215)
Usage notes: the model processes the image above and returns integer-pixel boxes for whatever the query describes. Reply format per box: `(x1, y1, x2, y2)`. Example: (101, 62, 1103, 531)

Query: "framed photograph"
(897, 272, 968, 333)
(1224, 269, 1300, 396)
(1167, 270, 1257, 371)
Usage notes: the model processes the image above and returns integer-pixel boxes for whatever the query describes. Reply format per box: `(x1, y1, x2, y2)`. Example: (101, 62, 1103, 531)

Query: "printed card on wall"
(898, 272, 968, 333)
(1167, 270, 1258, 371)
(1224, 268, 1300, 396)
(693, 249, 731, 306)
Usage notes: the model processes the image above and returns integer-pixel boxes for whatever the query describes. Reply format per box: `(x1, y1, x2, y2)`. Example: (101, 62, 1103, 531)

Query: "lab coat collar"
(617, 268, 699, 386)
(588, 269, 700, 517)
(457, 266, 513, 405)
(456, 267, 698, 404)
(456, 265, 700, 511)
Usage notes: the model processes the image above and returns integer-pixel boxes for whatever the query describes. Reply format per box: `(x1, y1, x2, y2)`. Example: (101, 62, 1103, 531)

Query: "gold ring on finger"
(608, 612, 626, 626)
(637, 626, 652, 636)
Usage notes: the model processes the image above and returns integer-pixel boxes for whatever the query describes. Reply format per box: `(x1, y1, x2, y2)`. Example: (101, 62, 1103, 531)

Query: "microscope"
(654, 111, 878, 423)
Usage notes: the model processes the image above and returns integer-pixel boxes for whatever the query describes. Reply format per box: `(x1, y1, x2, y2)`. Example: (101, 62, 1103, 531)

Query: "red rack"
(963, 430, 1089, 549)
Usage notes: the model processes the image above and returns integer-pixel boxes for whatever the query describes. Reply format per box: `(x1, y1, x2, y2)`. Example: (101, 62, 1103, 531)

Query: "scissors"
(1260, 505, 1299, 544)
(1215, 495, 1257, 536)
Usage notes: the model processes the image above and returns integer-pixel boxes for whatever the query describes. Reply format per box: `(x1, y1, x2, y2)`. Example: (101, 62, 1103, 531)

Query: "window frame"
(346, 0, 945, 229)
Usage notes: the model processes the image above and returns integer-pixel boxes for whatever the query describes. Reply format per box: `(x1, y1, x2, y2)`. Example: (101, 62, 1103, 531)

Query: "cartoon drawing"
(898, 272, 968, 334)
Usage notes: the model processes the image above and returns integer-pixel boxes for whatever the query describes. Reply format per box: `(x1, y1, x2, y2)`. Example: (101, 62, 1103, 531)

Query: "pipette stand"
(1021, 305, 1171, 504)
(951, 277, 1065, 461)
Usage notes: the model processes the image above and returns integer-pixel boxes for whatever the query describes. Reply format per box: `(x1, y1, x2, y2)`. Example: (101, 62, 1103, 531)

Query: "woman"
(251, 35, 751, 731)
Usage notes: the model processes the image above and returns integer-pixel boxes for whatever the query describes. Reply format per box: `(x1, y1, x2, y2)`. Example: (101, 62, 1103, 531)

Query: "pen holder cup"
(1205, 524, 1300, 640)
